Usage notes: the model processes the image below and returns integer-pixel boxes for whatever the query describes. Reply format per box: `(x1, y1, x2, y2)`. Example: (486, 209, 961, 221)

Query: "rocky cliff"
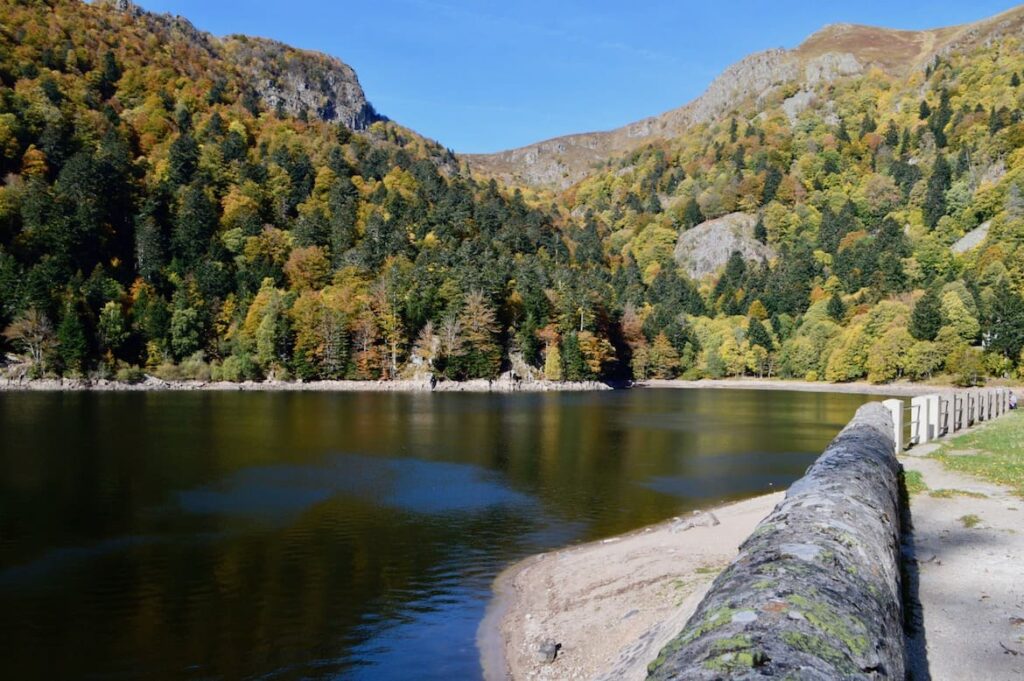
(116, 1, 383, 130)
(221, 36, 383, 130)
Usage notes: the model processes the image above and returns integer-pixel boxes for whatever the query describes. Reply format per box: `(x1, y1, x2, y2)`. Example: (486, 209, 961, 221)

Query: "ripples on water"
(0, 389, 879, 679)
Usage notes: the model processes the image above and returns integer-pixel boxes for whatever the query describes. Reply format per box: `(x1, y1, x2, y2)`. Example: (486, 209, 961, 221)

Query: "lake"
(0, 388, 880, 679)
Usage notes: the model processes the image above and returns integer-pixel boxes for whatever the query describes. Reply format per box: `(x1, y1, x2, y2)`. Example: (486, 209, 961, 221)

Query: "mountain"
(465, 6, 1024, 189)
(2, 0, 1024, 391)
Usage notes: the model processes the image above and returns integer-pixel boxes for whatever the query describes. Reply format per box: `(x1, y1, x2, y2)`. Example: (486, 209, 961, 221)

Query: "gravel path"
(902, 449, 1024, 680)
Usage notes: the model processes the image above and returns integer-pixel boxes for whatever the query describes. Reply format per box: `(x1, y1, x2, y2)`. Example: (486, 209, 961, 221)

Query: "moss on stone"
(678, 606, 736, 645)
(648, 607, 738, 675)
(786, 594, 869, 658)
(781, 630, 856, 674)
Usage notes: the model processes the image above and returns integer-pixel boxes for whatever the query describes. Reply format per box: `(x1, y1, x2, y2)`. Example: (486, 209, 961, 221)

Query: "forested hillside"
(564, 26, 1024, 386)
(0, 0, 615, 383)
(2, 0, 1024, 387)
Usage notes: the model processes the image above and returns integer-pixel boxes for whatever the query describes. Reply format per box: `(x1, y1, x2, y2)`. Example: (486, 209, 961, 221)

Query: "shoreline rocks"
(0, 375, 615, 394)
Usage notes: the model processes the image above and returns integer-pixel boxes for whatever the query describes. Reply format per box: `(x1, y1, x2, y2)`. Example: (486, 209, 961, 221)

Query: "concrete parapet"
(647, 403, 903, 680)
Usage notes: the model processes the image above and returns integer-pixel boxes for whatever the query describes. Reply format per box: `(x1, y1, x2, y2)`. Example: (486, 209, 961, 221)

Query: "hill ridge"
(464, 4, 1024, 189)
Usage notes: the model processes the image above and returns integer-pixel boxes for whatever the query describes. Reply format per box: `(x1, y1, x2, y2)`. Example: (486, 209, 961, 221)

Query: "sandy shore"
(0, 376, 614, 393)
(479, 493, 784, 681)
(640, 378, 956, 396)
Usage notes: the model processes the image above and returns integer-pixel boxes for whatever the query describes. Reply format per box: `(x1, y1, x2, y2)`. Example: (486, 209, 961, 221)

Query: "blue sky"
(139, 1, 1023, 153)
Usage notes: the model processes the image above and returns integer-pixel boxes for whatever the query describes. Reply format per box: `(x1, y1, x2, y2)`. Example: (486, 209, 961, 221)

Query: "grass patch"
(929, 488, 988, 499)
(959, 514, 982, 528)
(934, 413, 1024, 495)
(695, 565, 724, 575)
(903, 469, 928, 495)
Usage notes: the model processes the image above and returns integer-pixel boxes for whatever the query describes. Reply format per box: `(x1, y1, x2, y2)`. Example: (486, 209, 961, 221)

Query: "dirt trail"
(902, 450, 1024, 680)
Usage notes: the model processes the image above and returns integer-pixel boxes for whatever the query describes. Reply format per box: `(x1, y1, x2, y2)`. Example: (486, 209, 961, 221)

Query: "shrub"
(179, 352, 211, 381)
(115, 363, 145, 384)
(218, 353, 260, 382)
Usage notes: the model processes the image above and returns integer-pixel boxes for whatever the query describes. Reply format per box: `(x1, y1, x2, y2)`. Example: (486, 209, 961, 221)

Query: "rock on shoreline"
(0, 375, 615, 394)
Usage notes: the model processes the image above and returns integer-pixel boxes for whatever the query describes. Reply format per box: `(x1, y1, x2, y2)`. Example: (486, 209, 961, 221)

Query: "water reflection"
(178, 455, 534, 521)
(0, 388, 881, 679)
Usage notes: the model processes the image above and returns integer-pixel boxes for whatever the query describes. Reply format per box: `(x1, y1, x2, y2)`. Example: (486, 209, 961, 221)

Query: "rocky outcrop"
(129, 7, 383, 130)
(221, 36, 383, 130)
(951, 221, 991, 254)
(646, 402, 904, 679)
(674, 213, 775, 280)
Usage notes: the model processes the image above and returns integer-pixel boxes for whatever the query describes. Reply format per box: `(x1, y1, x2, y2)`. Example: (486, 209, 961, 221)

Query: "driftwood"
(648, 402, 904, 679)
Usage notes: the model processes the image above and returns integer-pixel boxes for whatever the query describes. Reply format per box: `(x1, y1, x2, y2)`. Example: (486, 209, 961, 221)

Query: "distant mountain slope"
(465, 5, 1024, 189)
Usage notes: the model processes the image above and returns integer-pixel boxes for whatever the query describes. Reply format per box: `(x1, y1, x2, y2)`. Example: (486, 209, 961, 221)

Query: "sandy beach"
(639, 378, 950, 396)
(479, 492, 784, 681)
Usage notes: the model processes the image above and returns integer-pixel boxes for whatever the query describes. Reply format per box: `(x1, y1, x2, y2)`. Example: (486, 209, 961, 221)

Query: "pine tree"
(818, 201, 858, 254)
(562, 332, 587, 382)
(919, 100, 932, 119)
(762, 167, 782, 204)
(753, 215, 767, 244)
(836, 119, 851, 143)
(859, 113, 877, 137)
(97, 51, 121, 100)
(683, 198, 704, 228)
(955, 147, 971, 176)
(173, 184, 216, 265)
(827, 293, 846, 322)
(516, 313, 541, 367)
(168, 132, 199, 186)
(909, 288, 942, 341)
(884, 120, 900, 147)
(57, 300, 89, 374)
(924, 154, 951, 229)
(1013, 72, 1022, 87)
(646, 192, 662, 214)
(931, 90, 952, 148)
(987, 287, 1024, 360)
(732, 145, 745, 171)
(899, 128, 913, 155)
(989, 106, 1008, 134)
(747, 318, 774, 351)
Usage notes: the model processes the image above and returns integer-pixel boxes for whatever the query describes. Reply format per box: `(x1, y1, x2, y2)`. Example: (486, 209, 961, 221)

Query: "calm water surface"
(0, 388, 879, 680)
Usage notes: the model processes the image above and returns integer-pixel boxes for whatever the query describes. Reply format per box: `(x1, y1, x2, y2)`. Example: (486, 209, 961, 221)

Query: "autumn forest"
(2, 0, 1024, 388)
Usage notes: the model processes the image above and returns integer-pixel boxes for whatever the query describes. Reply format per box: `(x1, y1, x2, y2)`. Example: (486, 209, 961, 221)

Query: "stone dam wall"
(647, 402, 904, 679)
